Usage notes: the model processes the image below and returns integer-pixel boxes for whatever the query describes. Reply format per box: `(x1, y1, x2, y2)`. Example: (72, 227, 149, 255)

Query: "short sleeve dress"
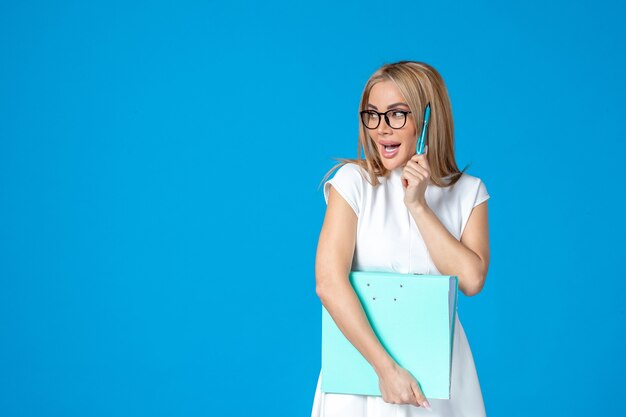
(311, 162, 490, 417)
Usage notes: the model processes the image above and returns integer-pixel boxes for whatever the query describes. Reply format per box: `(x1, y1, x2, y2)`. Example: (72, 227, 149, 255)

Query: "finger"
(402, 170, 421, 185)
(412, 164, 430, 177)
(407, 386, 420, 407)
(415, 151, 429, 163)
(412, 144, 428, 158)
(404, 167, 427, 184)
(400, 173, 409, 188)
(411, 154, 430, 171)
(405, 159, 420, 171)
(403, 165, 420, 177)
(422, 145, 430, 171)
(413, 145, 428, 157)
(399, 392, 412, 406)
(411, 382, 431, 410)
(410, 382, 423, 407)
(421, 155, 431, 172)
(406, 158, 431, 178)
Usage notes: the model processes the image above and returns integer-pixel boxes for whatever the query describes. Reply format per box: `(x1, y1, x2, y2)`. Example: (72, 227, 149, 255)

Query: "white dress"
(311, 163, 490, 417)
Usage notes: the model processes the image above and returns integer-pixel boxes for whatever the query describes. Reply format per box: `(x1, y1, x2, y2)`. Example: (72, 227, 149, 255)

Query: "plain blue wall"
(1, 0, 624, 416)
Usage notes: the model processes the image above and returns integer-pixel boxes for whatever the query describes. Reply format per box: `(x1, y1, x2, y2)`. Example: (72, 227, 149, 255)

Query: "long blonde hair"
(319, 60, 470, 189)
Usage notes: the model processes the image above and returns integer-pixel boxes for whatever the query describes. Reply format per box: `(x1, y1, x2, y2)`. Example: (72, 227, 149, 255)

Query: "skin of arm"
(407, 200, 490, 296)
(315, 185, 395, 376)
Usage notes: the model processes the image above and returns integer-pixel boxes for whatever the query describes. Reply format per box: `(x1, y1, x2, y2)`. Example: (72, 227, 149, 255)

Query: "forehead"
(368, 80, 407, 108)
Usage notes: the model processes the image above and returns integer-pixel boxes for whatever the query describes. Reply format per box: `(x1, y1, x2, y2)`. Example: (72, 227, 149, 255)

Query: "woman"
(311, 61, 490, 417)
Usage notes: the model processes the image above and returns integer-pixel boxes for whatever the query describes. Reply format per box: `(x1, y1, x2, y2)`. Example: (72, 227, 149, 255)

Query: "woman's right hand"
(377, 362, 432, 410)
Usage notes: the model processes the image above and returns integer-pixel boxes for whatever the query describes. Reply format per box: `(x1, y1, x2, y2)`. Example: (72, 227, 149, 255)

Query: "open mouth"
(380, 142, 401, 158)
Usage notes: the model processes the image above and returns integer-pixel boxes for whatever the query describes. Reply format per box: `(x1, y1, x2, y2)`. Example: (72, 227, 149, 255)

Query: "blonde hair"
(319, 60, 470, 189)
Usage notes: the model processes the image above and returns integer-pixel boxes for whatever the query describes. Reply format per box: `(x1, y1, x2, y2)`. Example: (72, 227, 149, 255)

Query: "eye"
(391, 111, 405, 118)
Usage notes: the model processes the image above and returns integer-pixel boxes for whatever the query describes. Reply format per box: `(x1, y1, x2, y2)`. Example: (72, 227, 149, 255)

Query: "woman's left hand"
(401, 145, 431, 210)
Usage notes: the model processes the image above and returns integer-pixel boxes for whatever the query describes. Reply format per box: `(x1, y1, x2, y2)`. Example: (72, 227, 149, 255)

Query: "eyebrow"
(366, 102, 409, 110)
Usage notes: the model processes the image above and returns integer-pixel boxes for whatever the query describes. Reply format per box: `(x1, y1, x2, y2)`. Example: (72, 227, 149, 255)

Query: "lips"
(379, 141, 401, 146)
(379, 142, 401, 159)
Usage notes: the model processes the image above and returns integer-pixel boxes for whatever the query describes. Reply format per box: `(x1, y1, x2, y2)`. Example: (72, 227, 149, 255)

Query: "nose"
(376, 116, 393, 135)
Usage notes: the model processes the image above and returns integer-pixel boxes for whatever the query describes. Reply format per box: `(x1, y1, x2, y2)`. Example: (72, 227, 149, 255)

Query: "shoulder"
(454, 173, 490, 237)
(453, 172, 483, 187)
(336, 162, 367, 177)
(452, 173, 490, 207)
(323, 162, 366, 215)
(327, 162, 368, 186)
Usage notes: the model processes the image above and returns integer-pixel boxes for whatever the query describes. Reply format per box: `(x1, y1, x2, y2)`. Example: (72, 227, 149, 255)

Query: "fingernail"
(425, 145, 429, 154)
(423, 400, 432, 411)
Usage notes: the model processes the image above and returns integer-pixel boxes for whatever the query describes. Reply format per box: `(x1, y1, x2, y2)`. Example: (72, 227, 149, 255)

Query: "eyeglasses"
(359, 109, 412, 130)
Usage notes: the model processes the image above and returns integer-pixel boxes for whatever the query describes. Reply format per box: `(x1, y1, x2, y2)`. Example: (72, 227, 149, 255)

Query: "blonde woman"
(311, 61, 490, 417)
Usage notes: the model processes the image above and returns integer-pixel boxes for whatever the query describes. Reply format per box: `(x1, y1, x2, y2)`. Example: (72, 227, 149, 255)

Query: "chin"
(378, 149, 408, 171)
(384, 161, 402, 171)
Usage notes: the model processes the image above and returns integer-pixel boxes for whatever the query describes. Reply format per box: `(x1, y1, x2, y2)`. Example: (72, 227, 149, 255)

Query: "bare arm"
(315, 185, 395, 375)
(408, 200, 490, 296)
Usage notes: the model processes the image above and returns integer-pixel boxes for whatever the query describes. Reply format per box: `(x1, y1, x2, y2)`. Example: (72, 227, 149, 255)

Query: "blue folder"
(321, 271, 458, 399)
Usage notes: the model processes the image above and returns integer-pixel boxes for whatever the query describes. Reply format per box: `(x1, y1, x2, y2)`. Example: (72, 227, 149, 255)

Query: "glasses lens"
(361, 111, 379, 129)
(387, 111, 407, 129)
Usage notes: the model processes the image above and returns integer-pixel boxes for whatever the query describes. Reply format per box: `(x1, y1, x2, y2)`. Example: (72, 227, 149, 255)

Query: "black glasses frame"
(359, 109, 412, 130)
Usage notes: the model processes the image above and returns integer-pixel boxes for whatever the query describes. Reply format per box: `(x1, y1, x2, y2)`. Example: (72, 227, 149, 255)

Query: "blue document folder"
(321, 271, 458, 399)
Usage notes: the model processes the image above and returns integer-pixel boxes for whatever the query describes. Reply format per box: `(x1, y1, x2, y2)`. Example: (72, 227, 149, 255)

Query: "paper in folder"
(321, 271, 458, 399)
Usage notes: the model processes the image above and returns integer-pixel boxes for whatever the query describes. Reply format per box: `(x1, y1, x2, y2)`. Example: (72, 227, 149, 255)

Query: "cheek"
(406, 136, 417, 151)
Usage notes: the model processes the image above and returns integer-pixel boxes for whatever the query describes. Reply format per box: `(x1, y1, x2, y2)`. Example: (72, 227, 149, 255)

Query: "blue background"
(1, 0, 624, 415)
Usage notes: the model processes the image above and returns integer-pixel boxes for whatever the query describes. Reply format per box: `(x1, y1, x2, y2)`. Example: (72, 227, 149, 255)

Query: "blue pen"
(416, 102, 431, 155)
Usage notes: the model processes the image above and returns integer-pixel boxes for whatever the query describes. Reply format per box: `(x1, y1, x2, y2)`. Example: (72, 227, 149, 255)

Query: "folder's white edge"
(449, 276, 458, 392)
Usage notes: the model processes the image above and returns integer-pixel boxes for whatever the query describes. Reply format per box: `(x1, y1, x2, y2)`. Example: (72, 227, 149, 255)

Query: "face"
(365, 80, 417, 171)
